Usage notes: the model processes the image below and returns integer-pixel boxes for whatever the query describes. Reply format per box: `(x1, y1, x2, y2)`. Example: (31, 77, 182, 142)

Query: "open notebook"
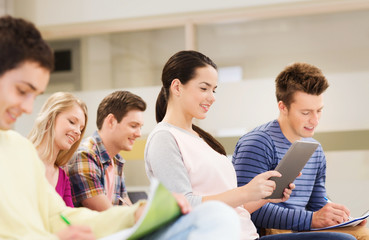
(100, 178, 181, 240)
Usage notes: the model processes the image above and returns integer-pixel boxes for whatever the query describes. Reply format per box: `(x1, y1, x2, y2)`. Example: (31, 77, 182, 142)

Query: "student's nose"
(310, 112, 319, 126)
(135, 128, 142, 138)
(74, 127, 82, 137)
(21, 97, 34, 114)
(208, 91, 216, 104)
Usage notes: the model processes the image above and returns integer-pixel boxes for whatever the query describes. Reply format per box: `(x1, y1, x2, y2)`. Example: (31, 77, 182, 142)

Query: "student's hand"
(268, 183, 295, 203)
(56, 225, 95, 240)
(172, 192, 192, 214)
(311, 202, 350, 228)
(242, 171, 281, 202)
(134, 203, 146, 223)
(267, 172, 300, 203)
(359, 219, 367, 226)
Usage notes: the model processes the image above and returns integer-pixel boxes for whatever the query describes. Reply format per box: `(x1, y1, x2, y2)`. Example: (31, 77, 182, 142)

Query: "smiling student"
(0, 14, 96, 239)
(144, 50, 356, 240)
(232, 62, 368, 239)
(67, 90, 145, 210)
(29, 92, 88, 207)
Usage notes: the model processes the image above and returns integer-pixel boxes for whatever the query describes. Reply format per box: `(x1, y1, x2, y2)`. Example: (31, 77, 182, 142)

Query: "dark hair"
(156, 50, 226, 155)
(275, 62, 329, 108)
(96, 90, 146, 130)
(0, 15, 54, 77)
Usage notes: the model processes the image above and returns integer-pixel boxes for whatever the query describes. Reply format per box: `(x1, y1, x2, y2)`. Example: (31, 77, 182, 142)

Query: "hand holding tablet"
(265, 140, 319, 199)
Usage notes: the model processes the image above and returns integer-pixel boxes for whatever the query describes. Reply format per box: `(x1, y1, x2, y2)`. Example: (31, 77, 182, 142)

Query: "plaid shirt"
(66, 131, 127, 207)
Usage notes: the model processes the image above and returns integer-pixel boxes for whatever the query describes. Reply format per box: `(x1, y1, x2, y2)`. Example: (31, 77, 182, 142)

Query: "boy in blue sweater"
(233, 62, 368, 239)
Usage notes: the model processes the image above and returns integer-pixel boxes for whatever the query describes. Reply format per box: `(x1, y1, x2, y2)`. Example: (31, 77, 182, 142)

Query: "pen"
(60, 213, 71, 225)
(324, 197, 353, 221)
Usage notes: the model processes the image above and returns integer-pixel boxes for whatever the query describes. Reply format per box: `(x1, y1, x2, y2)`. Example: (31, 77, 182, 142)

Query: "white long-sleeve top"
(145, 122, 259, 240)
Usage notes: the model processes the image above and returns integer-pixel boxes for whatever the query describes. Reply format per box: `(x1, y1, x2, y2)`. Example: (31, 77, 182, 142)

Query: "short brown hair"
(275, 62, 329, 108)
(0, 15, 54, 77)
(96, 91, 146, 130)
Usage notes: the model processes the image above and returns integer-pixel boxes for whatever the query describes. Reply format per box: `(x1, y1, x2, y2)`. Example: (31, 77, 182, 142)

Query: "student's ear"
(278, 101, 289, 115)
(104, 113, 118, 129)
(170, 79, 181, 97)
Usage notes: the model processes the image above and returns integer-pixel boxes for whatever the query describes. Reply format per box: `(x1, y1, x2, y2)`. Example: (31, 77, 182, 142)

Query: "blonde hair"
(28, 92, 88, 167)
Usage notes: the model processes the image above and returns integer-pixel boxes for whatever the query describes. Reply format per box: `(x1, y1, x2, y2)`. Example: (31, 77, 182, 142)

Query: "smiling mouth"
(200, 104, 210, 111)
(67, 135, 75, 143)
(7, 111, 18, 122)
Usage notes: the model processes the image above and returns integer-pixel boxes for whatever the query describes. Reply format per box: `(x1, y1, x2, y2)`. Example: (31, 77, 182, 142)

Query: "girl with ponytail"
(145, 50, 291, 239)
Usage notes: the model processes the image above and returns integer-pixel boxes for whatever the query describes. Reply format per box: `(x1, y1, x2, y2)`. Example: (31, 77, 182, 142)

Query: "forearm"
(251, 204, 313, 231)
(50, 203, 142, 238)
(81, 194, 113, 212)
(202, 187, 253, 208)
(243, 199, 268, 214)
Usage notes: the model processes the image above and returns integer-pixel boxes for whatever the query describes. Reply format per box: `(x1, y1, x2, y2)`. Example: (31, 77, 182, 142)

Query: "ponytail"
(155, 87, 168, 123)
(157, 50, 225, 155)
(192, 124, 226, 156)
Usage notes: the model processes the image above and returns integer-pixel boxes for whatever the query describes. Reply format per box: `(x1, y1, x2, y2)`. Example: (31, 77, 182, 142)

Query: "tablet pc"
(265, 140, 319, 199)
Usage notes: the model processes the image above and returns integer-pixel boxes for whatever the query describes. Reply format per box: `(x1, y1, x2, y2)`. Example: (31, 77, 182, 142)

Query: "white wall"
(325, 150, 369, 217)
(198, 9, 369, 80)
(81, 35, 113, 90)
(0, 0, 5, 15)
(0, 0, 12, 15)
(13, 0, 305, 26)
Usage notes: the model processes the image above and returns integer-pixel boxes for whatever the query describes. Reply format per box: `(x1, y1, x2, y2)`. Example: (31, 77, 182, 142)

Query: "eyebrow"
(130, 121, 144, 126)
(23, 81, 36, 91)
(21, 81, 45, 94)
(200, 82, 217, 89)
(70, 116, 86, 129)
(301, 106, 324, 111)
(71, 115, 85, 122)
